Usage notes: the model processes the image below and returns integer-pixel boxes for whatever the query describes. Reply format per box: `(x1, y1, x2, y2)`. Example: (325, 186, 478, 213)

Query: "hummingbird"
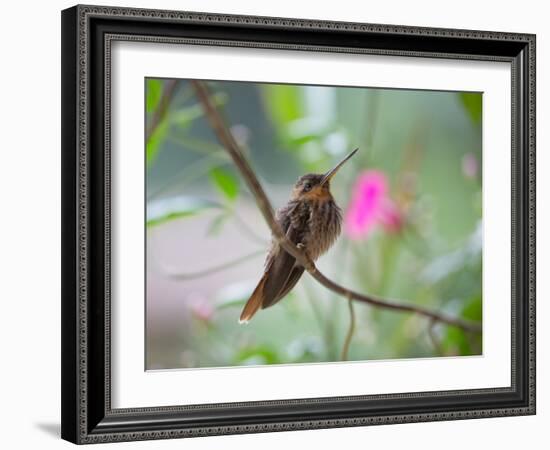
(239, 148, 359, 323)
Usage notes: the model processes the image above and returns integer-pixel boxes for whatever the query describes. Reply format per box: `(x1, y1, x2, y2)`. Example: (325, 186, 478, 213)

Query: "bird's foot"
(296, 242, 310, 258)
(296, 243, 316, 272)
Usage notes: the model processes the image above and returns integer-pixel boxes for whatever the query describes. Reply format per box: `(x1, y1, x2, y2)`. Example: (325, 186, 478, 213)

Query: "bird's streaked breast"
(306, 199, 342, 261)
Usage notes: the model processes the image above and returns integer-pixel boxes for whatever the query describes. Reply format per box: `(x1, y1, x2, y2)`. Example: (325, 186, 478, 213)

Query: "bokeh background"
(145, 78, 482, 370)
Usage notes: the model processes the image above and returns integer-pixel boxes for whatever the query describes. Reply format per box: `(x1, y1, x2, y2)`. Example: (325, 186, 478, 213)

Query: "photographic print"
(62, 6, 535, 442)
(145, 79, 483, 370)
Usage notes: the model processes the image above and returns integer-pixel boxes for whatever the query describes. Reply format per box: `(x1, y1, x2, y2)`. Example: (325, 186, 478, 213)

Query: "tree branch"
(191, 80, 482, 334)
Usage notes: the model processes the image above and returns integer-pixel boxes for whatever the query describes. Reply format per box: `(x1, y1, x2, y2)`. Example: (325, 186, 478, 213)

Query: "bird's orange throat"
(303, 186, 333, 202)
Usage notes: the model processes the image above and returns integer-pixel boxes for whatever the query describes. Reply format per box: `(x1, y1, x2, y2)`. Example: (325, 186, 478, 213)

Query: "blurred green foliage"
(146, 197, 217, 228)
(146, 79, 163, 113)
(460, 92, 483, 124)
(209, 167, 240, 203)
(262, 84, 304, 126)
(146, 119, 168, 165)
(145, 78, 483, 370)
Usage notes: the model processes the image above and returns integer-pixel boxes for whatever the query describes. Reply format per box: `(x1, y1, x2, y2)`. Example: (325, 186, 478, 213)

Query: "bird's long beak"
(320, 148, 359, 186)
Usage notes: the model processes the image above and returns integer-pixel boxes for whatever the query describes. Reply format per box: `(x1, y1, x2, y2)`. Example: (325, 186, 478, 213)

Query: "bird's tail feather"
(239, 274, 267, 324)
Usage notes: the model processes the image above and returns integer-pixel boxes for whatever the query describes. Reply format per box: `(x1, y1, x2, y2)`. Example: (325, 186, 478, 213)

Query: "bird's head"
(292, 148, 359, 201)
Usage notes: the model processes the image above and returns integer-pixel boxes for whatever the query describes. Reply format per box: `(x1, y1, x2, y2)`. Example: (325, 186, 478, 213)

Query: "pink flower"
(188, 294, 214, 322)
(344, 170, 403, 240)
(462, 152, 478, 179)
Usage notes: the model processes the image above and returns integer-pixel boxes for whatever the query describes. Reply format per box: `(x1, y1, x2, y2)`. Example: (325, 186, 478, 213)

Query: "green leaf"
(463, 296, 483, 353)
(459, 92, 482, 124)
(441, 295, 482, 356)
(462, 295, 482, 322)
(261, 85, 303, 127)
(442, 327, 470, 355)
(209, 167, 239, 202)
(146, 79, 163, 113)
(146, 119, 168, 165)
(147, 196, 217, 227)
(171, 105, 204, 128)
(207, 212, 230, 236)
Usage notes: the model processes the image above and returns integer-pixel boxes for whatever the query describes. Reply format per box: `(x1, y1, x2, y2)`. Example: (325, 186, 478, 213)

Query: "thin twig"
(146, 79, 178, 142)
(340, 296, 356, 361)
(228, 208, 270, 246)
(191, 80, 482, 334)
(162, 250, 265, 280)
(147, 152, 227, 201)
(427, 318, 444, 356)
(301, 280, 332, 356)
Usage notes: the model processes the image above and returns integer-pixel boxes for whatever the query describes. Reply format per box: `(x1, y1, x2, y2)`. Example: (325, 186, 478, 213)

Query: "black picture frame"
(61, 4, 536, 444)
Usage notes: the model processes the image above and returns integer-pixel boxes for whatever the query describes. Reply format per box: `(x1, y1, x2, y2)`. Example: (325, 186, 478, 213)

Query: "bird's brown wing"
(271, 265, 305, 304)
(260, 223, 301, 309)
(240, 205, 305, 322)
(239, 272, 268, 323)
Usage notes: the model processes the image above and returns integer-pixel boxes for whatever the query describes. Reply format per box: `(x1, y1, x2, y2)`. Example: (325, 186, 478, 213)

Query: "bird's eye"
(303, 182, 312, 192)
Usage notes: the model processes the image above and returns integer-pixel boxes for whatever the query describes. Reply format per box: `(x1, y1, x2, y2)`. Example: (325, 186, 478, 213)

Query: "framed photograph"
(61, 4, 536, 444)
